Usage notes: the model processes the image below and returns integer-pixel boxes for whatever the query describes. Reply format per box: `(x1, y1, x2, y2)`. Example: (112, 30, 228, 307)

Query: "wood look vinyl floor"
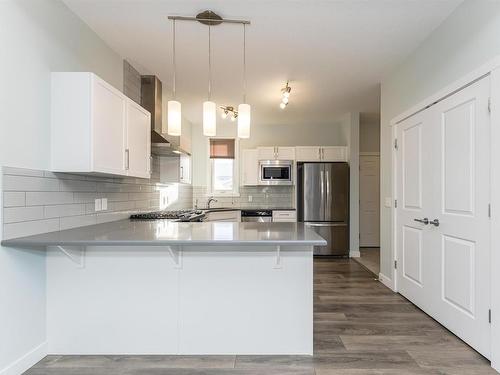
(25, 259, 495, 375)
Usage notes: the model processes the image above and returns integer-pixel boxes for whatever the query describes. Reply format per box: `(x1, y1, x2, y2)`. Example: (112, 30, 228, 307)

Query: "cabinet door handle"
(429, 219, 440, 227)
(180, 166, 184, 180)
(125, 149, 130, 170)
(414, 218, 429, 225)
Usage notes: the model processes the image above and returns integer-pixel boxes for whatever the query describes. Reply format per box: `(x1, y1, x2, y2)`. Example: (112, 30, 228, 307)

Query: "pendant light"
(203, 24, 216, 136)
(167, 19, 182, 136)
(238, 24, 250, 139)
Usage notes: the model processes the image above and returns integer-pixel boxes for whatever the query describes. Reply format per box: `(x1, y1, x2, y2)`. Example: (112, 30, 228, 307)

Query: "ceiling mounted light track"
(167, 10, 251, 138)
(220, 105, 238, 121)
(280, 81, 292, 109)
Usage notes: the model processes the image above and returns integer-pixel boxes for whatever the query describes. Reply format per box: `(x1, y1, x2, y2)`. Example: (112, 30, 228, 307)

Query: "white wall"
(0, 1, 123, 373)
(360, 113, 380, 153)
(380, 0, 500, 280)
(191, 119, 350, 187)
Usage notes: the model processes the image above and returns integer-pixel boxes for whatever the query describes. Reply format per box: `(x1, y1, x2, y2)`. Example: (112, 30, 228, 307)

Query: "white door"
(92, 78, 127, 175)
(396, 109, 434, 310)
(126, 101, 151, 178)
(396, 77, 491, 358)
(295, 147, 321, 162)
(359, 155, 380, 247)
(429, 77, 491, 357)
(322, 147, 348, 162)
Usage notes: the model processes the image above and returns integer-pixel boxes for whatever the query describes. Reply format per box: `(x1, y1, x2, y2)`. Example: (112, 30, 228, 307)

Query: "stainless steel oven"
(259, 160, 293, 185)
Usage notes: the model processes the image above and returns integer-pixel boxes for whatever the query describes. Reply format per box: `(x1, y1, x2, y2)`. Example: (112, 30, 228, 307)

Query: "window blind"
(210, 138, 235, 159)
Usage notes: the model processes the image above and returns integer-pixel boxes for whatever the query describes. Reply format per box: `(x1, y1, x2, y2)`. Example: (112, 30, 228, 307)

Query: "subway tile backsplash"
(2, 162, 193, 240)
(2, 165, 293, 240)
(192, 186, 295, 210)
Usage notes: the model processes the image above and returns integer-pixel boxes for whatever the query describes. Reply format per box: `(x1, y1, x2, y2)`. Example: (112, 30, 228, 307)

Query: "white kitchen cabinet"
(257, 147, 295, 160)
(180, 154, 191, 184)
(126, 101, 151, 178)
(204, 210, 241, 222)
(321, 146, 348, 162)
(159, 154, 191, 184)
(51, 72, 151, 178)
(272, 210, 297, 222)
(241, 149, 259, 186)
(295, 146, 348, 162)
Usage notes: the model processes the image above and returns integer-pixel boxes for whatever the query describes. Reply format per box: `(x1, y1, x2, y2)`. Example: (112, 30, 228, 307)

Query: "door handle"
(320, 170, 325, 196)
(429, 219, 440, 227)
(414, 218, 429, 225)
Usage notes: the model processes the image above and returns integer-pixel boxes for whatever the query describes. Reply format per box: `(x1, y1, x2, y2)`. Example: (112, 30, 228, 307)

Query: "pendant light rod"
(172, 19, 176, 98)
(208, 24, 212, 101)
(243, 23, 247, 103)
(168, 15, 250, 25)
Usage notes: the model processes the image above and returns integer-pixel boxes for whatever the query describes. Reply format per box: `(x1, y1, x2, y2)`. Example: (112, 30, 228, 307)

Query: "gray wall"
(0, 0, 123, 372)
(380, 0, 500, 279)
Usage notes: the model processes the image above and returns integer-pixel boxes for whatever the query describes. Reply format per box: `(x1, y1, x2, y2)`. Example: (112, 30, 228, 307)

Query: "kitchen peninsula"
(2, 221, 325, 356)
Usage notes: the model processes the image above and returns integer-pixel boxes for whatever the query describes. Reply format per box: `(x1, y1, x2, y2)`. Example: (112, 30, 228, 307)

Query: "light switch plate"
(384, 197, 392, 208)
(248, 195, 253, 202)
(95, 198, 102, 212)
(101, 198, 108, 211)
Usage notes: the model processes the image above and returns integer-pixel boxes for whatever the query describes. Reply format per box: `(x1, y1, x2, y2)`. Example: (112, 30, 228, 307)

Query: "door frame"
(389, 56, 500, 372)
(359, 153, 380, 247)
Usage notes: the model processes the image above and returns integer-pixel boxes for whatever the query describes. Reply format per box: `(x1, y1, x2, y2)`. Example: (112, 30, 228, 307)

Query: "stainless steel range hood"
(141, 75, 189, 157)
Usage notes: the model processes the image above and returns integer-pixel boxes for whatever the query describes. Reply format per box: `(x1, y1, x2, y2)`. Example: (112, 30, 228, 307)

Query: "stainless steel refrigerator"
(297, 162, 349, 256)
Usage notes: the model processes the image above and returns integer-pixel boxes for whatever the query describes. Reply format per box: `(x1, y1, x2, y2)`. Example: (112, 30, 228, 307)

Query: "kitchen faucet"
(207, 197, 218, 208)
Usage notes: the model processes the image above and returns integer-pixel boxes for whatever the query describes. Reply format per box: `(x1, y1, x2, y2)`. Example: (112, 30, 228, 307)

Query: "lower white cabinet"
(272, 210, 297, 222)
(204, 210, 241, 222)
(51, 72, 151, 178)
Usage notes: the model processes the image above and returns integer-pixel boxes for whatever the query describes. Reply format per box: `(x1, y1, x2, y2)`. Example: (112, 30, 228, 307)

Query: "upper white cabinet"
(126, 101, 151, 179)
(241, 149, 259, 186)
(257, 147, 295, 160)
(159, 154, 191, 184)
(295, 146, 348, 162)
(51, 72, 151, 178)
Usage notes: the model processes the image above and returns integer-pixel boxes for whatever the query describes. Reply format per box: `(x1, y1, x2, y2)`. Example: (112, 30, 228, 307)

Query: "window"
(209, 138, 239, 196)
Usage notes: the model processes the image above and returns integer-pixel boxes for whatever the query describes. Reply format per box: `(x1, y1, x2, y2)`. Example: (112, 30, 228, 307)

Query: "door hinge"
(488, 97, 491, 114)
(488, 203, 491, 218)
(394, 260, 397, 269)
(394, 199, 398, 208)
(489, 309, 492, 324)
(394, 138, 398, 150)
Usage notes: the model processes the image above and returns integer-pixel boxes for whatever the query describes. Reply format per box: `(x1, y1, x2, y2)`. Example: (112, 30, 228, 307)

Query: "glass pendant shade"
(238, 103, 251, 139)
(203, 101, 217, 136)
(167, 100, 182, 136)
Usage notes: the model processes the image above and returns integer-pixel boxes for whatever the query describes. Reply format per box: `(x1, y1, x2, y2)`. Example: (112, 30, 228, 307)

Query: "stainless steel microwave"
(259, 160, 293, 185)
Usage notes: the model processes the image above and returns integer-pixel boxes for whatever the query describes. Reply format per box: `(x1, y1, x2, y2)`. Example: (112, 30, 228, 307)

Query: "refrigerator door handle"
(320, 170, 325, 197)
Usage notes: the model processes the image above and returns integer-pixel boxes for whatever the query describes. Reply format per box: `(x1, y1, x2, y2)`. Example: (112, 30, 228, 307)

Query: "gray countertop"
(1, 220, 326, 248)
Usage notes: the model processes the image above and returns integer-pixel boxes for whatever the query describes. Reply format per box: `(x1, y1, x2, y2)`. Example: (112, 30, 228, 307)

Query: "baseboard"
(349, 250, 360, 258)
(378, 273, 395, 291)
(0, 341, 47, 375)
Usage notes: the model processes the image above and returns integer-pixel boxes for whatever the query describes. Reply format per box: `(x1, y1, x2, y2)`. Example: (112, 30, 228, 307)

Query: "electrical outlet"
(101, 198, 108, 211)
(248, 195, 253, 202)
(384, 197, 392, 208)
(95, 198, 102, 212)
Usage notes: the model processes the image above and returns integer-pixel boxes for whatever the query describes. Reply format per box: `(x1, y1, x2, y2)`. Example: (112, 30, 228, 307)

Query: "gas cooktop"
(130, 210, 204, 222)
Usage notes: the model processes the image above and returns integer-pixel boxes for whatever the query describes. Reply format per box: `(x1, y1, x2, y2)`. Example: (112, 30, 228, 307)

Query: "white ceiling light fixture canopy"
(167, 19, 181, 136)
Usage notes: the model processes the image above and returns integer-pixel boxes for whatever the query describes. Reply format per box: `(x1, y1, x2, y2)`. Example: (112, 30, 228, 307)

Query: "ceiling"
(63, 0, 461, 127)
